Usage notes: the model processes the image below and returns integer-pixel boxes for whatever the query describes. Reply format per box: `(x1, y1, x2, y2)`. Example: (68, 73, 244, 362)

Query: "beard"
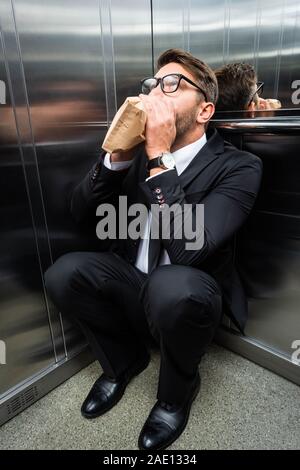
(175, 105, 199, 140)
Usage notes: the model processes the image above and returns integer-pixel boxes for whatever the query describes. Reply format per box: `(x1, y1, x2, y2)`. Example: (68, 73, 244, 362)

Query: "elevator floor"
(1, 344, 299, 450)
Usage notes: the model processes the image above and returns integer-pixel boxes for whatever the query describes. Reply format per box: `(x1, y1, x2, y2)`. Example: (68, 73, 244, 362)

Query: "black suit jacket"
(71, 128, 263, 333)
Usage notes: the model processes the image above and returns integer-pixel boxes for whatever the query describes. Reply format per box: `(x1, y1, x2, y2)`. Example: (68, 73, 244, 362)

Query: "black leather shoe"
(138, 372, 201, 450)
(81, 354, 150, 419)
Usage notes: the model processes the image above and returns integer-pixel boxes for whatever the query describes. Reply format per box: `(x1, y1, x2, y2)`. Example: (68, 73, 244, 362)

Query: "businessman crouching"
(45, 48, 263, 450)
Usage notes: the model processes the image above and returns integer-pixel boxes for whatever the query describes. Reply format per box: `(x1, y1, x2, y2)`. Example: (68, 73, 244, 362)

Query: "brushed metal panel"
(0, 347, 93, 426)
(224, 0, 261, 66)
(241, 133, 300, 357)
(189, 0, 227, 67)
(111, 0, 152, 107)
(99, 0, 153, 122)
(38, 127, 110, 356)
(110, 0, 153, 107)
(255, 0, 286, 102)
(2, 0, 66, 362)
(239, 211, 300, 356)
(278, 0, 300, 108)
(218, 0, 300, 110)
(152, 0, 300, 111)
(0, 1, 56, 395)
(99, 0, 118, 124)
(152, 0, 188, 61)
(13, 0, 106, 131)
(12, 0, 152, 356)
(11, 0, 109, 356)
(214, 126, 300, 359)
(215, 328, 300, 386)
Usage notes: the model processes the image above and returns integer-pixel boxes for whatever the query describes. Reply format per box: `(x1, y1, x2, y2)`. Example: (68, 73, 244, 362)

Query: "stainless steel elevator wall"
(212, 118, 300, 382)
(0, 0, 299, 426)
(0, 2, 58, 397)
(0, 0, 152, 424)
(152, 0, 300, 109)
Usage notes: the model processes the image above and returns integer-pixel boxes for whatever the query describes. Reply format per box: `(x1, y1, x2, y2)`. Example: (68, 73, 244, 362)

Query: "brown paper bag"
(102, 97, 146, 153)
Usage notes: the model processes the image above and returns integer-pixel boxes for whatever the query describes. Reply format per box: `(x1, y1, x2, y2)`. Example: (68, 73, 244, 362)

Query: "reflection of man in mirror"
(214, 63, 281, 111)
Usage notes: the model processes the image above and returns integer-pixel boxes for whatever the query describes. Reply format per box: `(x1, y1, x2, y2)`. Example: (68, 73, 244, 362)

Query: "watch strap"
(147, 156, 164, 171)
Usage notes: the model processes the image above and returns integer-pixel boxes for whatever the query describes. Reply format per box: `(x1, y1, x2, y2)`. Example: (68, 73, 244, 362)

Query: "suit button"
(157, 194, 164, 200)
(154, 188, 161, 194)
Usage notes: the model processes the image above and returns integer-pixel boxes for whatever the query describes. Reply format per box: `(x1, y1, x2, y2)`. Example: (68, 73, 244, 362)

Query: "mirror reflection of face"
(215, 63, 283, 112)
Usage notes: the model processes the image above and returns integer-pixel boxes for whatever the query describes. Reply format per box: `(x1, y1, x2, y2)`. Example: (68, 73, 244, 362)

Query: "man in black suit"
(45, 49, 262, 450)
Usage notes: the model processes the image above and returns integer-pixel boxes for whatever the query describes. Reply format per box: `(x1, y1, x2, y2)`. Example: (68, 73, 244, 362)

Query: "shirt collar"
(171, 133, 207, 176)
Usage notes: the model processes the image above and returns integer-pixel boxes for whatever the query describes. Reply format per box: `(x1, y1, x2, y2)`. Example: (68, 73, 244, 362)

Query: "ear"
(196, 102, 215, 125)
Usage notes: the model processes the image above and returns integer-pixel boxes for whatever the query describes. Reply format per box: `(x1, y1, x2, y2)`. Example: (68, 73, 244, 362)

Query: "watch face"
(161, 153, 175, 169)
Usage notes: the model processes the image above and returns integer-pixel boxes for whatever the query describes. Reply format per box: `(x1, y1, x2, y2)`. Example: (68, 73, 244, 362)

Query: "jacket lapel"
(131, 129, 224, 272)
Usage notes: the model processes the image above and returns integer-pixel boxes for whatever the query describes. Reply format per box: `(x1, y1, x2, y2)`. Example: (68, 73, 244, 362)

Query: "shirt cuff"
(145, 168, 175, 181)
(103, 153, 134, 171)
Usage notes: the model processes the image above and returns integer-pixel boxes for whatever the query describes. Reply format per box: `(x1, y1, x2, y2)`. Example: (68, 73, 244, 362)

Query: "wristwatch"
(147, 152, 176, 171)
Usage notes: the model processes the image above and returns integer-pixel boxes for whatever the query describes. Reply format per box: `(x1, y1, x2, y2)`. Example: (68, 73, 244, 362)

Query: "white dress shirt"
(103, 133, 207, 273)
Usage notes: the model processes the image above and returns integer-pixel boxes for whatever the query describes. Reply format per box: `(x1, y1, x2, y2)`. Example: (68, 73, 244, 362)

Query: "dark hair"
(157, 48, 218, 105)
(214, 63, 257, 111)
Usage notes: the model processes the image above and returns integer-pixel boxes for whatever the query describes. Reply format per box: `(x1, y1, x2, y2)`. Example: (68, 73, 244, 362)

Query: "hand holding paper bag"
(102, 97, 147, 153)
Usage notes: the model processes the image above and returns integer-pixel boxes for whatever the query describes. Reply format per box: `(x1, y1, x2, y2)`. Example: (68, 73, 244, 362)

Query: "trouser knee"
(143, 265, 222, 335)
(44, 252, 85, 310)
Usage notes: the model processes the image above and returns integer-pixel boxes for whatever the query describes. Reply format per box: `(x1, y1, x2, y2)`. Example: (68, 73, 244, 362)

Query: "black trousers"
(45, 251, 222, 405)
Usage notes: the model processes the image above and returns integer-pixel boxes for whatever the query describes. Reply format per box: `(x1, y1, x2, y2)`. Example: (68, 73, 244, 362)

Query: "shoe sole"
(138, 375, 201, 451)
(81, 355, 150, 420)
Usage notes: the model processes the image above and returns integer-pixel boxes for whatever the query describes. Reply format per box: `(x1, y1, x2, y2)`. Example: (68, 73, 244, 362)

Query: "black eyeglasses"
(248, 81, 264, 105)
(140, 73, 208, 102)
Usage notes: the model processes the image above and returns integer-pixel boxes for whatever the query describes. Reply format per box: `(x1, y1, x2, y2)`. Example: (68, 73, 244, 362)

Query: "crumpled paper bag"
(102, 97, 146, 153)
